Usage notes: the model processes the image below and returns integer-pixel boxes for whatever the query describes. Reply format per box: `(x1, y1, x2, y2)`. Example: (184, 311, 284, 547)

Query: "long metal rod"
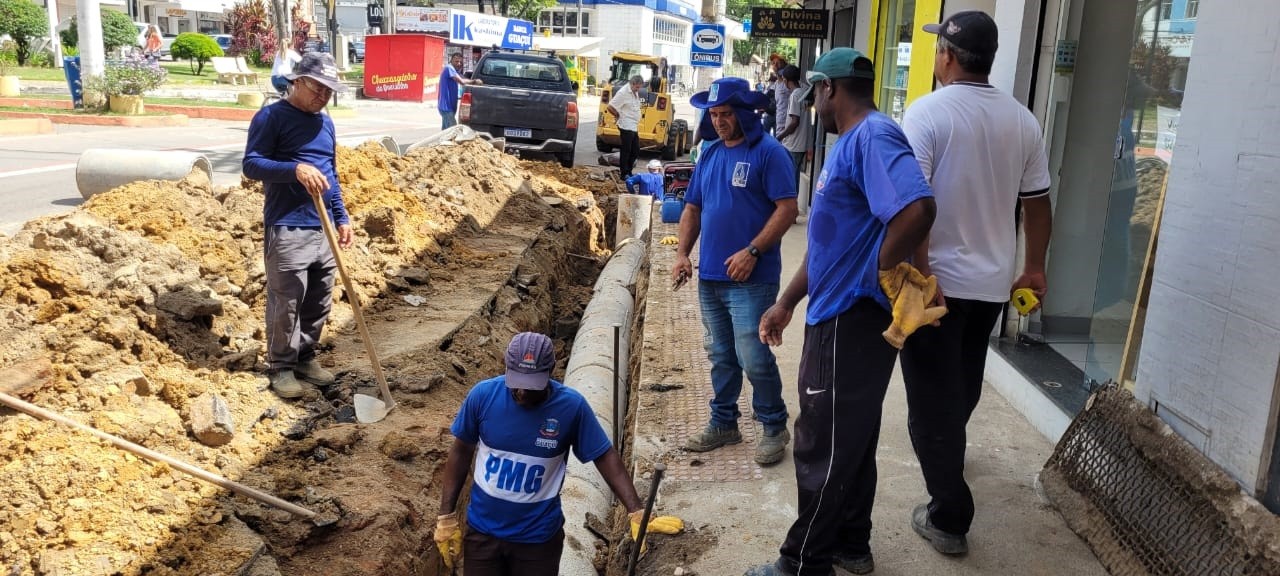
(312, 193, 396, 414)
(0, 391, 318, 519)
(627, 462, 666, 576)
(612, 322, 622, 454)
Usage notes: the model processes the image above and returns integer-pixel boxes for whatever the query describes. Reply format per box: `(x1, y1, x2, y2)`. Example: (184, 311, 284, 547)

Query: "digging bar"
(311, 193, 396, 423)
(0, 390, 329, 524)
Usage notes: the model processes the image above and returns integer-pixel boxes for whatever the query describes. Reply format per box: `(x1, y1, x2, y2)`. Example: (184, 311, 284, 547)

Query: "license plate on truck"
(503, 127, 532, 138)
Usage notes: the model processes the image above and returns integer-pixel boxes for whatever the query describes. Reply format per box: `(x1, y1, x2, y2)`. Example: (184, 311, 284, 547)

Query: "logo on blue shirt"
(732, 162, 750, 187)
(484, 453, 547, 495)
(539, 418, 560, 438)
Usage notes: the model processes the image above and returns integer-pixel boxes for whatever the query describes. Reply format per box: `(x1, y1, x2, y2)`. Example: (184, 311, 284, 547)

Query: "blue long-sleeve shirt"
(243, 100, 350, 227)
(625, 173, 665, 199)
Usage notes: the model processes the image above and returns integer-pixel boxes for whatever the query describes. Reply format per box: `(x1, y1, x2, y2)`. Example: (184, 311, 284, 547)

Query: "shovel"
(312, 193, 396, 423)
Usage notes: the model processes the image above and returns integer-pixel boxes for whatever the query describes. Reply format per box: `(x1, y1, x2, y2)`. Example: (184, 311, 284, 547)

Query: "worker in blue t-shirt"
(671, 77, 798, 467)
(243, 52, 352, 400)
(748, 48, 937, 576)
(434, 332, 680, 574)
(439, 51, 482, 130)
(625, 159, 666, 199)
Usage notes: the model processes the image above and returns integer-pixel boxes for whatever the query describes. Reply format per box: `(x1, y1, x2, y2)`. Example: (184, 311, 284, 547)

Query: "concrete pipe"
(76, 149, 213, 201)
(615, 194, 654, 248)
(336, 134, 400, 155)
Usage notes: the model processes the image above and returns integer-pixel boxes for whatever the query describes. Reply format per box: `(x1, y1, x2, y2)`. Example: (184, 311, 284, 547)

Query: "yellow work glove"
(659, 235, 680, 246)
(435, 512, 463, 570)
(629, 510, 684, 554)
(879, 262, 948, 349)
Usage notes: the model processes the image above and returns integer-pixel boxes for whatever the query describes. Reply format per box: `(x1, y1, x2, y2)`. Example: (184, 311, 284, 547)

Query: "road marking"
(0, 163, 78, 179)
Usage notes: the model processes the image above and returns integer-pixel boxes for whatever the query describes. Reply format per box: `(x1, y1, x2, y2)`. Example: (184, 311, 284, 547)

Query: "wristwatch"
(746, 244, 761, 258)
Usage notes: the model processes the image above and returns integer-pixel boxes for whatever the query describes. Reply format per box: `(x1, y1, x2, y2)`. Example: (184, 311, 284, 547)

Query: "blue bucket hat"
(690, 77, 769, 111)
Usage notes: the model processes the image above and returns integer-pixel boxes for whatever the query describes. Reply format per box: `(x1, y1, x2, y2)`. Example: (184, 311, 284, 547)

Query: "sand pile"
(0, 139, 610, 576)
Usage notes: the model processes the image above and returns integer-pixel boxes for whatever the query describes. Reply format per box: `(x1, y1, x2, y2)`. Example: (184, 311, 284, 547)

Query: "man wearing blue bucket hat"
(671, 77, 798, 466)
(750, 48, 937, 576)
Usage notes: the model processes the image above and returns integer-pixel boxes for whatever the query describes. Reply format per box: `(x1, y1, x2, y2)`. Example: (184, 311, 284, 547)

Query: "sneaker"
(911, 504, 968, 555)
(269, 370, 305, 399)
(754, 428, 791, 465)
(684, 424, 742, 452)
(743, 559, 797, 576)
(295, 359, 335, 386)
(833, 552, 874, 575)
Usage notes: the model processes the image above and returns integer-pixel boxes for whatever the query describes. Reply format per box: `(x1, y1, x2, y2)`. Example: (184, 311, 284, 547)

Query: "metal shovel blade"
(354, 393, 389, 423)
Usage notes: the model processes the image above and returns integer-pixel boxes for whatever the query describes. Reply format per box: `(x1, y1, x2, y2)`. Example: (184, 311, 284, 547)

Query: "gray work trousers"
(264, 225, 336, 371)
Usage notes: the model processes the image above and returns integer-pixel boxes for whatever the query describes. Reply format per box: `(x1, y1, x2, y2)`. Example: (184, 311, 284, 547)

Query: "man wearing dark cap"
(672, 77, 797, 466)
(900, 10, 1052, 556)
(750, 47, 936, 576)
(243, 52, 352, 399)
(435, 332, 668, 574)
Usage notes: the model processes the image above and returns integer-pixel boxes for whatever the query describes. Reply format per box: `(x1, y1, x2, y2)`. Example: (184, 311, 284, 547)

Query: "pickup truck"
(459, 51, 580, 167)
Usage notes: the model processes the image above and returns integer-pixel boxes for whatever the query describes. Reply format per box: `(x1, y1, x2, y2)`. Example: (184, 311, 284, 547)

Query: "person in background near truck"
(607, 75, 645, 179)
(897, 11, 1052, 557)
(672, 77, 798, 466)
(750, 48, 936, 576)
(435, 332, 680, 575)
(439, 51, 482, 130)
(774, 65, 812, 191)
(626, 159, 665, 199)
(270, 44, 303, 97)
(243, 52, 352, 399)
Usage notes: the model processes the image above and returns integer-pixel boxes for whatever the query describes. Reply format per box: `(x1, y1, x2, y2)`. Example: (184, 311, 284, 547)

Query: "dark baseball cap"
(285, 52, 348, 93)
(504, 332, 556, 390)
(923, 10, 998, 55)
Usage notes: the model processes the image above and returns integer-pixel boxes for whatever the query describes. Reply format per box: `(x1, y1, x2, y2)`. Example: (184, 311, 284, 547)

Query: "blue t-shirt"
(626, 173, 665, 198)
(684, 137, 796, 283)
(806, 112, 933, 325)
(243, 100, 350, 227)
(438, 65, 463, 113)
(451, 376, 611, 544)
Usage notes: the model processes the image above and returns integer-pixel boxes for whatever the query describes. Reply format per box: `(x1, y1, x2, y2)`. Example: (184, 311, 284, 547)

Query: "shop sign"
(690, 23, 724, 68)
(395, 6, 448, 34)
(749, 8, 828, 39)
(448, 9, 533, 50)
(166, 8, 189, 17)
(367, 2, 384, 29)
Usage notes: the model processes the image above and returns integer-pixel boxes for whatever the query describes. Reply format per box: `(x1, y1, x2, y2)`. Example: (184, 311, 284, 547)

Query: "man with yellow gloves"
(753, 48, 937, 576)
(435, 332, 681, 574)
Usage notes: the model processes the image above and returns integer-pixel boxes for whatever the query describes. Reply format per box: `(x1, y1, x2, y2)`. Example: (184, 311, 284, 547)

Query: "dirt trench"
(0, 140, 621, 576)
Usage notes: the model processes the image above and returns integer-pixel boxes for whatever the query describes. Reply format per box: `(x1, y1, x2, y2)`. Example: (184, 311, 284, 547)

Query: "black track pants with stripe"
(777, 300, 898, 576)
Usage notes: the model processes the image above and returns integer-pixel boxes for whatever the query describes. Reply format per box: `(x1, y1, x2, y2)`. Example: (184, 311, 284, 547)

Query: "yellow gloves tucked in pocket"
(879, 262, 948, 349)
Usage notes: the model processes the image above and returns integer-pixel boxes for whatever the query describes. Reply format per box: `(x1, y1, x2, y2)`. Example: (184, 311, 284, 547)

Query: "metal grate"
(1041, 387, 1280, 576)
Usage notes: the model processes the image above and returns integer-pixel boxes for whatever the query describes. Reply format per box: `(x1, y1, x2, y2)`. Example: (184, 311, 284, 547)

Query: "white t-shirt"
(271, 49, 302, 77)
(609, 87, 642, 131)
(780, 86, 811, 153)
(902, 82, 1052, 303)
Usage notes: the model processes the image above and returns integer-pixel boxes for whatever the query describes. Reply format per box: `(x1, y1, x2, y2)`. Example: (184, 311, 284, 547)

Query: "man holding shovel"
(243, 52, 353, 399)
(435, 332, 680, 574)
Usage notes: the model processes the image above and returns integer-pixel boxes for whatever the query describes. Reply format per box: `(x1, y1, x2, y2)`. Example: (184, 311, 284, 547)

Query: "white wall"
(987, 0, 1038, 102)
(594, 5, 648, 83)
(1134, 0, 1280, 495)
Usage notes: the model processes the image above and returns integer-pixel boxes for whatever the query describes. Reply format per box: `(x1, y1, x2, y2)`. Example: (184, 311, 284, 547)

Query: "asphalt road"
(0, 94, 687, 236)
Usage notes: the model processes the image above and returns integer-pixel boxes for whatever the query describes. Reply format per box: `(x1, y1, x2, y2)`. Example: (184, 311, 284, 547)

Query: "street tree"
(171, 32, 223, 75)
(0, 0, 48, 66)
(62, 9, 146, 52)
(726, 0, 796, 66)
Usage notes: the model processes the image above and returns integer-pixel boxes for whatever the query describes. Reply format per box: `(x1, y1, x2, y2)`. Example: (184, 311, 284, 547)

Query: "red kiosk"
(363, 34, 447, 102)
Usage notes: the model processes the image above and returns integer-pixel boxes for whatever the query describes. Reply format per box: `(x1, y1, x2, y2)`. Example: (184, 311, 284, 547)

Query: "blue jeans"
(699, 280, 788, 434)
(441, 110, 457, 130)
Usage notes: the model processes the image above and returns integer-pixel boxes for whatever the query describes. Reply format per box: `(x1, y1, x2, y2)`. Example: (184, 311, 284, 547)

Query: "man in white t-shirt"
(607, 75, 645, 178)
(774, 65, 811, 191)
(899, 10, 1052, 557)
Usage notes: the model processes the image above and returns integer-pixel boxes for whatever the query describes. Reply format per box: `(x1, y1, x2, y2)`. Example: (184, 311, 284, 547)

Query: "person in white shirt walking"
(773, 65, 812, 192)
(608, 75, 645, 178)
(898, 10, 1053, 556)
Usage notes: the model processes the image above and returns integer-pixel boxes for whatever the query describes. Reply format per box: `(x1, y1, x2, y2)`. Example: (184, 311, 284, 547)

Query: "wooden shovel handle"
(311, 193, 395, 413)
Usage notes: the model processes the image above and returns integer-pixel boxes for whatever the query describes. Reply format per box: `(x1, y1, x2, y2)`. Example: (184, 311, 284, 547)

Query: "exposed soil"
(0, 140, 618, 576)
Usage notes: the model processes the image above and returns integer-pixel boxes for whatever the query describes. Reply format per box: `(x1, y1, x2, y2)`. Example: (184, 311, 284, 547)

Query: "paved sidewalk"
(633, 217, 1107, 575)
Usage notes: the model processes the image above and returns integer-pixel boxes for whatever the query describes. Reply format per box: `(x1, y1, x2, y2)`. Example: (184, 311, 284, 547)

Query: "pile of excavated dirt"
(0, 140, 614, 576)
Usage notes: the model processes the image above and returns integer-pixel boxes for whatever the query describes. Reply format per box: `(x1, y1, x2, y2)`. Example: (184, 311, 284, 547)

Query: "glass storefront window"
(878, 0, 915, 123)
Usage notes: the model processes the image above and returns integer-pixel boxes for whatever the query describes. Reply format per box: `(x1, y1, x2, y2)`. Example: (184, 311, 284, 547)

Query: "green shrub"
(86, 55, 167, 96)
(61, 9, 139, 51)
(0, 0, 48, 66)
(171, 32, 223, 75)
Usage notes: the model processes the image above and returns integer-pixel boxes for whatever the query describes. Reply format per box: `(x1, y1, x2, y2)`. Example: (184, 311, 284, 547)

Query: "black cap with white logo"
(923, 10, 998, 56)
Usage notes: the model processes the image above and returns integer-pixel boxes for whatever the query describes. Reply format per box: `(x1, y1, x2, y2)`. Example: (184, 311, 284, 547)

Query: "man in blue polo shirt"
(435, 332, 668, 575)
(439, 51, 482, 129)
(671, 77, 798, 466)
(749, 48, 937, 576)
(243, 52, 352, 399)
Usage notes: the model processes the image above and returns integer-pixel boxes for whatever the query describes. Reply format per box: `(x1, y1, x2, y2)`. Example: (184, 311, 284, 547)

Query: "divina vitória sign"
(749, 8, 829, 39)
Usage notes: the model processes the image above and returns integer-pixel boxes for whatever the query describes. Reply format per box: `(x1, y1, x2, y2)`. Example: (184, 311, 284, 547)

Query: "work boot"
(269, 370, 305, 399)
(911, 504, 968, 555)
(684, 424, 742, 452)
(754, 428, 791, 465)
(833, 552, 875, 575)
(295, 359, 335, 387)
(743, 559, 797, 576)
